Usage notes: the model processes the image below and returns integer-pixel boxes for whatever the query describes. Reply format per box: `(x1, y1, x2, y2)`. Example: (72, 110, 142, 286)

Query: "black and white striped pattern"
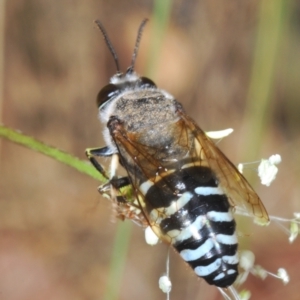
(141, 166, 239, 288)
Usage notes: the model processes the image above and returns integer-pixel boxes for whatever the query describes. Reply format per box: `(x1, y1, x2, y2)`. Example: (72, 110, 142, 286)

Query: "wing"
(109, 109, 269, 236)
(177, 110, 270, 226)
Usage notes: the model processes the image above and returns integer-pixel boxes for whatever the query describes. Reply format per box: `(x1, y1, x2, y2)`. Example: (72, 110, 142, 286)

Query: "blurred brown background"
(0, 1, 300, 299)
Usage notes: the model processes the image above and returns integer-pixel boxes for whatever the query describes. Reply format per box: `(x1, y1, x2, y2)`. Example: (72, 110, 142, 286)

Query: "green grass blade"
(103, 221, 132, 300)
(145, 0, 172, 78)
(0, 124, 105, 182)
(243, 0, 286, 160)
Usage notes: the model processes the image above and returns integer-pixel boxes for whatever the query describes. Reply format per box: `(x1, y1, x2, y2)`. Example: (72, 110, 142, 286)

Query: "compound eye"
(140, 77, 156, 88)
(96, 84, 119, 108)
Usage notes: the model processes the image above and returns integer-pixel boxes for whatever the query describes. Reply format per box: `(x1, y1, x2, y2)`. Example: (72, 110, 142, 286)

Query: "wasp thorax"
(115, 92, 177, 130)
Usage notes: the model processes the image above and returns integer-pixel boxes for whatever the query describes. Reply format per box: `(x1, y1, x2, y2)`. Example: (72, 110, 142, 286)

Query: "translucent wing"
(109, 109, 269, 234)
(178, 110, 270, 226)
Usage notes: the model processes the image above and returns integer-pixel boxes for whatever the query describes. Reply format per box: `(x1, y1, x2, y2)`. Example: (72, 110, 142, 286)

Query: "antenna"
(94, 19, 121, 73)
(128, 18, 149, 73)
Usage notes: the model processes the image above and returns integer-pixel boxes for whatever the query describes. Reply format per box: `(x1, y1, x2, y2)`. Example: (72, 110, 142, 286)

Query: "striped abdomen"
(140, 165, 239, 288)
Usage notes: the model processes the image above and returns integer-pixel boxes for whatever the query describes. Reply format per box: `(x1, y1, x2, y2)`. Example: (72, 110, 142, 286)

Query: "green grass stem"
(0, 124, 105, 182)
(243, 0, 286, 161)
(145, 0, 172, 78)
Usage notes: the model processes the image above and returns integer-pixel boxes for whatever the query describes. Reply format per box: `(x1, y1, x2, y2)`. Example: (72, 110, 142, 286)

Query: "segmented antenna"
(94, 19, 121, 73)
(129, 18, 149, 73)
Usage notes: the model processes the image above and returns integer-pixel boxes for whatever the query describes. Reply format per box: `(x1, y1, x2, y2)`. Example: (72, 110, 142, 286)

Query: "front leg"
(86, 145, 131, 185)
(85, 146, 130, 197)
(85, 146, 113, 179)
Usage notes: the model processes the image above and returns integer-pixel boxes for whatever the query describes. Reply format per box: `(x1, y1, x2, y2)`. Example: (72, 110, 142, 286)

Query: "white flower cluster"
(270, 212, 300, 244)
(258, 154, 281, 186)
(145, 226, 159, 245)
(238, 154, 281, 187)
(158, 275, 172, 294)
(206, 128, 234, 139)
(237, 250, 289, 288)
(289, 213, 300, 243)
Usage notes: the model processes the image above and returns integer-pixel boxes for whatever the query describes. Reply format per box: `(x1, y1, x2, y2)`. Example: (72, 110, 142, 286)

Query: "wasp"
(86, 19, 269, 288)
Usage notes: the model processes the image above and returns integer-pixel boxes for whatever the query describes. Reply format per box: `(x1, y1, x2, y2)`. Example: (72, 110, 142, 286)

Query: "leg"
(98, 176, 130, 194)
(86, 146, 130, 190)
(110, 176, 130, 189)
(85, 146, 115, 179)
(86, 146, 115, 157)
